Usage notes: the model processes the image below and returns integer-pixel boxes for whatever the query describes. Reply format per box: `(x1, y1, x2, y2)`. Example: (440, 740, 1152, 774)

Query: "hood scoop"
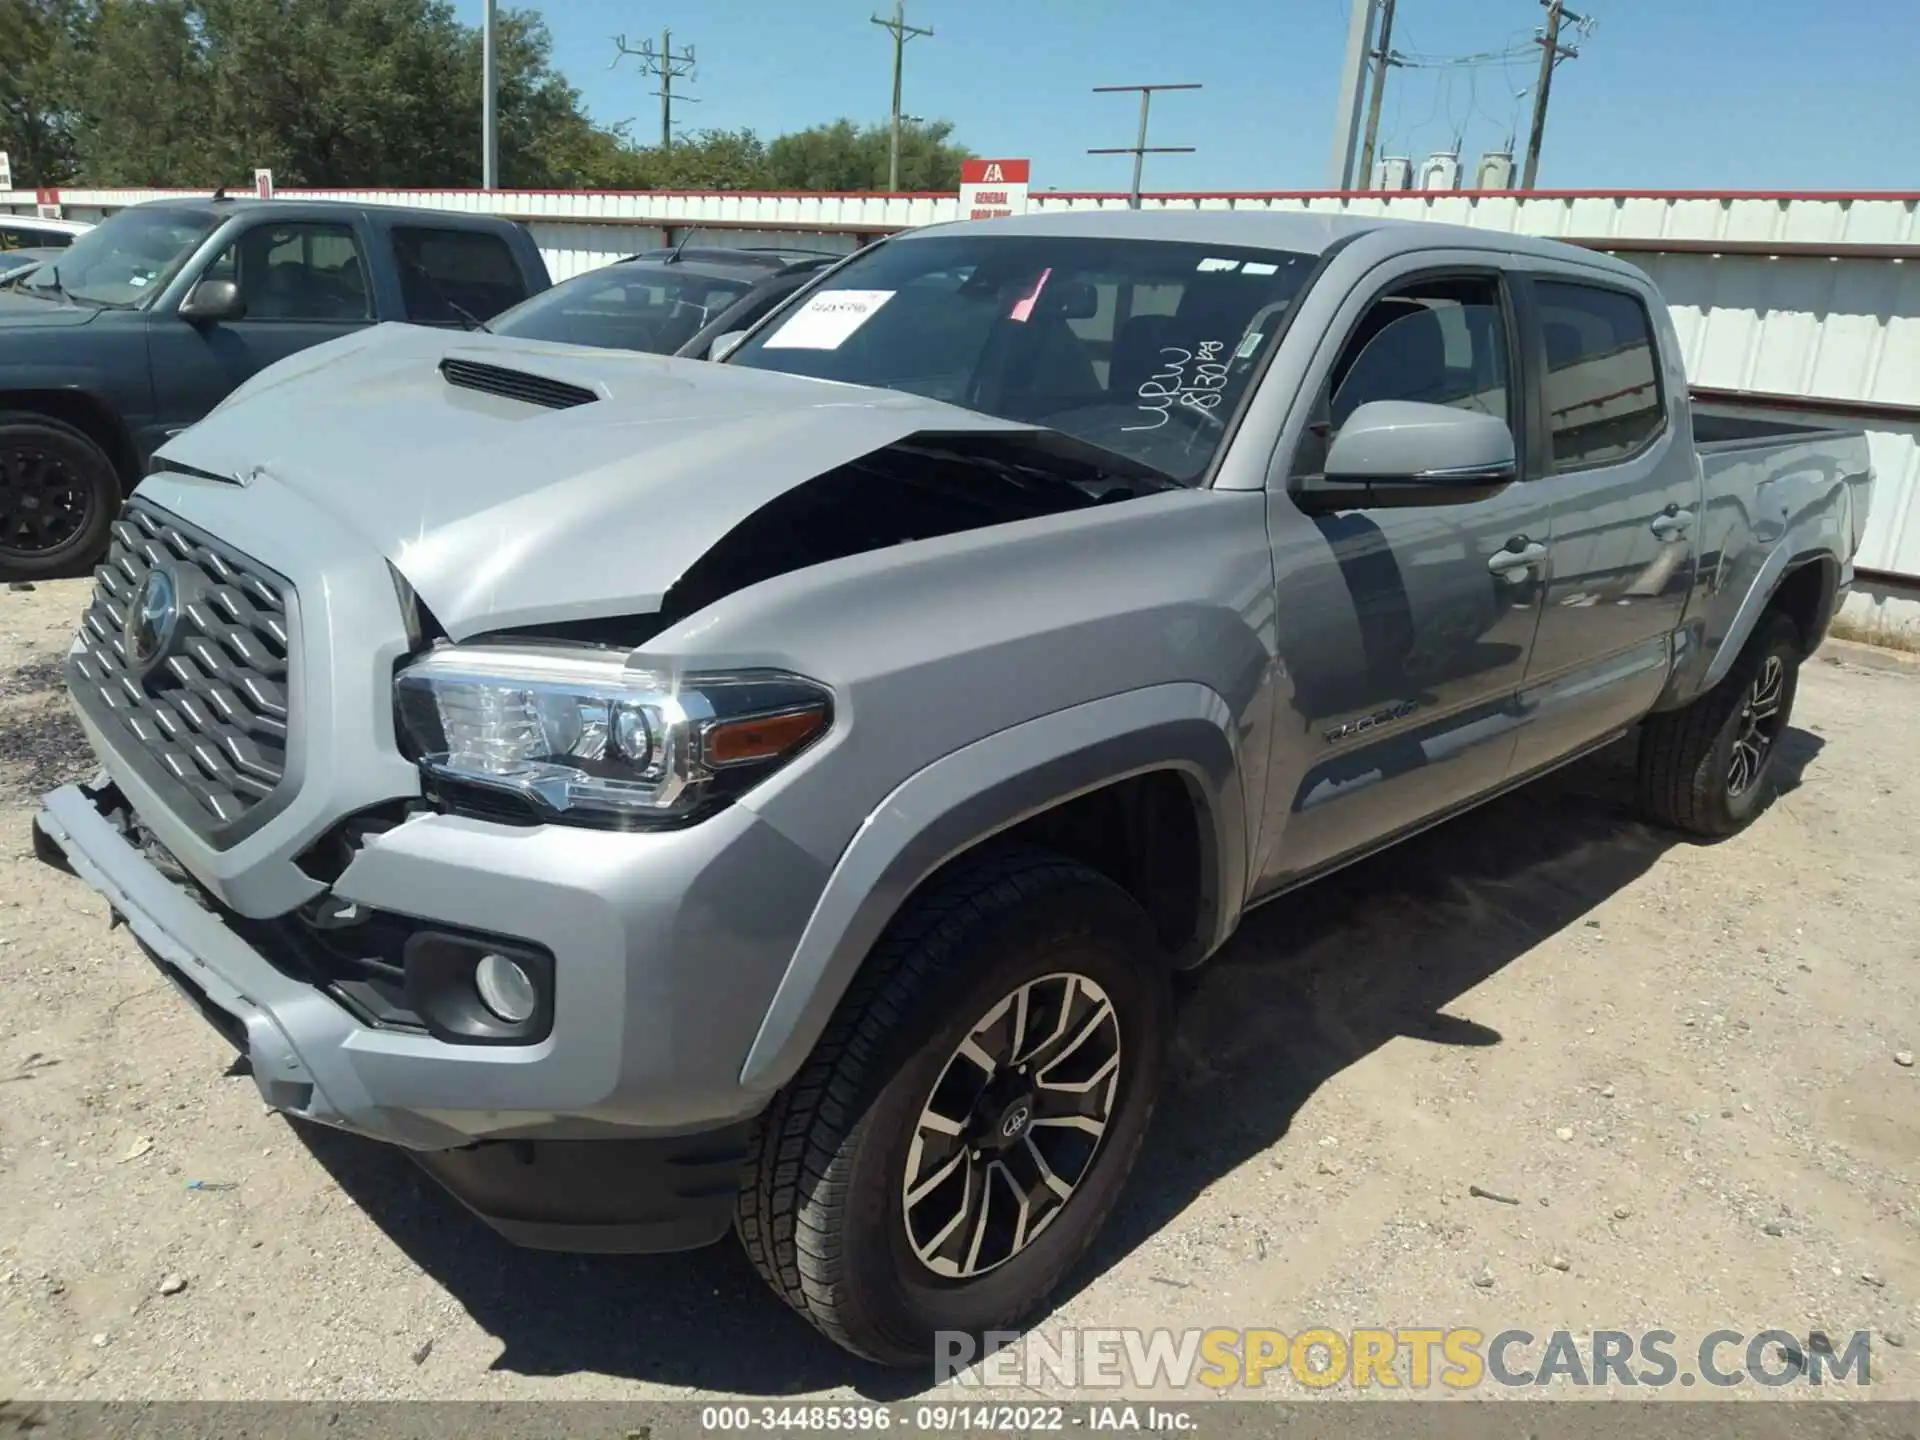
(439, 356, 599, 411)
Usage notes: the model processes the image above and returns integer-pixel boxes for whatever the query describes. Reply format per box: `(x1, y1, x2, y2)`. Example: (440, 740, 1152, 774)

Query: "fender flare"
(1695, 548, 1837, 697)
(737, 682, 1246, 1091)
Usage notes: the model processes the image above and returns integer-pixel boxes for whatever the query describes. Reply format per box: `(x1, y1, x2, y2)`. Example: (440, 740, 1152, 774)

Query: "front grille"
(69, 503, 295, 842)
(438, 357, 598, 410)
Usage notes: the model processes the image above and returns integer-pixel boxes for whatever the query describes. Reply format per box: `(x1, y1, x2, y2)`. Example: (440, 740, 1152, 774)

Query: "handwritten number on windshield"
(1125, 341, 1229, 431)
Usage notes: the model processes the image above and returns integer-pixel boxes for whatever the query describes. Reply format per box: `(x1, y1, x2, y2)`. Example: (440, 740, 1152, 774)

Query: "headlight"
(393, 646, 831, 828)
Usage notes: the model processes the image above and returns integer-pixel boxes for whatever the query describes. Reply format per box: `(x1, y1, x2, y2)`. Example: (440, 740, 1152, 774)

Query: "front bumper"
(35, 778, 444, 1140)
(31, 776, 777, 1252)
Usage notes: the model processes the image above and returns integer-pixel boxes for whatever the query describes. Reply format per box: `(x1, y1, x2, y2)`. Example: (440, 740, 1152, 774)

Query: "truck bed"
(1690, 404, 1858, 452)
(1678, 396, 1875, 699)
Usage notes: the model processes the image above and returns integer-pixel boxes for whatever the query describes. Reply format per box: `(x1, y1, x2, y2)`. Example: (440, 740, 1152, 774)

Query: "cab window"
(200, 222, 372, 322)
(1534, 280, 1665, 470)
(1294, 273, 1512, 478)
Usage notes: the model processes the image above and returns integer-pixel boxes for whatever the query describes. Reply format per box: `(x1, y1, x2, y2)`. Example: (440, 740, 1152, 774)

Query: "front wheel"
(1637, 612, 1802, 837)
(0, 412, 119, 582)
(736, 847, 1172, 1366)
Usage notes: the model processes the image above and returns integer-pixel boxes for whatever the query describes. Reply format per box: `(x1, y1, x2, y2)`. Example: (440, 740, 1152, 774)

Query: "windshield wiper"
(895, 433, 1182, 505)
(403, 259, 492, 332)
(921, 429, 1182, 492)
(446, 297, 493, 333)
(19, 264, 70, 301)
(16, 263, 117, 309)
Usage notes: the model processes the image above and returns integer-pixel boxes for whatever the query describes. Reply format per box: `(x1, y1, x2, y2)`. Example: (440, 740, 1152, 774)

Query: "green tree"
(764, 117, 969, 192)
(0, 0, 85, 185)
(56, 0, 217, 187)
(625, 128, 771, 191)
(18, 2, 974, 195)
(56, 0, 627, 189)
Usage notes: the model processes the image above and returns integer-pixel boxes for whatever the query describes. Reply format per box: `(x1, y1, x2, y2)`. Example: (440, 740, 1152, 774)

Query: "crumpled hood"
(153, 322, 1042, 637)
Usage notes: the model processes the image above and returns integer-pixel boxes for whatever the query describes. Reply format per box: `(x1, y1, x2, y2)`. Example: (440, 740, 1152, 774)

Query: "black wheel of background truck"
(0, 412, 118, 583)
(736, 845, 1172, 1366)
(1637, 611, 1802, 838)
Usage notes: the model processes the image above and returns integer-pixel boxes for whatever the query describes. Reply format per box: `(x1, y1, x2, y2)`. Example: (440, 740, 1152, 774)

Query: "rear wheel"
(0, 412, 119, 582)
(736, 847, 1172, 1366)
(1637, 612, 1802, 837)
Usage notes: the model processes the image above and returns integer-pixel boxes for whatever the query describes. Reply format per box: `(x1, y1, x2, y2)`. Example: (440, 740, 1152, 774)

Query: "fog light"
(474, 952, 538, 1024)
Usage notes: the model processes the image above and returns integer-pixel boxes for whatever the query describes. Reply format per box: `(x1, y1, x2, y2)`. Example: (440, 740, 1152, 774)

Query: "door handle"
(1488, 539, 1548, 576)
(1650, 508, 1694, 541)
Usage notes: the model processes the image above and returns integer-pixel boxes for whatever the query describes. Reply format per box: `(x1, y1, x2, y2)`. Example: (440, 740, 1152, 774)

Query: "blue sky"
(453, 0, 1919, 193)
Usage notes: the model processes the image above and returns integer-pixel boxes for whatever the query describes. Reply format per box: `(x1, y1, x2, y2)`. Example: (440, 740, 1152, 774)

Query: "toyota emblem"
(126, 565, 181, 673)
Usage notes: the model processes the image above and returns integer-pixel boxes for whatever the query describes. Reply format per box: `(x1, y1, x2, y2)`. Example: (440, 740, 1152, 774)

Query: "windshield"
(17, 207, 217, 308)
(729, 233, 1316, 483)
(491, 262, 754, 354)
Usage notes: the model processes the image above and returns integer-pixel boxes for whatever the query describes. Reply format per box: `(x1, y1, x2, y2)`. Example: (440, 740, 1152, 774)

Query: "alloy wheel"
(1727, 653, 1787, 797)
(902, 972, 1122, 1279)
(0, 442, 90, 558)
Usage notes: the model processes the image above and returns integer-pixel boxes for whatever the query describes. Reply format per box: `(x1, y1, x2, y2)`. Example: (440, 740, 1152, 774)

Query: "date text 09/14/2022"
(697, 1403, 1189, 1432)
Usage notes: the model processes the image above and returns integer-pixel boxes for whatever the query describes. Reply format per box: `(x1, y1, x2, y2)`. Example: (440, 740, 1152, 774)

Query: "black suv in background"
(487, 244, 843, 360)
(0, 196, 550, 581)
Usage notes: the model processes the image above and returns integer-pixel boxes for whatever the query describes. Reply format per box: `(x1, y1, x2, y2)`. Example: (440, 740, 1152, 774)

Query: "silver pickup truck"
(32, 210, 1873, 1364)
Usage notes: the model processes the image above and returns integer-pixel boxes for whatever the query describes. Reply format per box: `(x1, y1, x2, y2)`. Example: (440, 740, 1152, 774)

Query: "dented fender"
(1656, 435, 1870, 710)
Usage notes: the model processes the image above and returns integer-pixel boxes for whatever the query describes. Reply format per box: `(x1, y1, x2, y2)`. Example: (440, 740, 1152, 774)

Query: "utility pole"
(871, 1, 933, 192)
(1522, 0, 1583, 189)
(611, 29, 699, 151)
(1356, 0, 1399, 190)
(481, 0, 498, 188)
(1326, 0, 1380, 189)
(1088, 83, 1200, 209)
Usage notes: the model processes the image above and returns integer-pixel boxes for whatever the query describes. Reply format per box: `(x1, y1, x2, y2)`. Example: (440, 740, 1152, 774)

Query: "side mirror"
(707, 329, 747, 362)
(178, 278, 245, 324)
(1303, 400, 1516, 512)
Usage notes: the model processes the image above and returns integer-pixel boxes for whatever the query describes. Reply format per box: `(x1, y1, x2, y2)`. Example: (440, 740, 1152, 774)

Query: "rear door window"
(1533, 280, 1665, 470)
(391, 227, 529, 325)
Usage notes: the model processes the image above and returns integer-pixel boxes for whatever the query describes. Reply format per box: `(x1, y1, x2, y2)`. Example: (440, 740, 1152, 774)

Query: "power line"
(1088, 83, 1201, 210)
(1522, 0, 1584, 188)
(1500, 26, 1536, 146)
(1394, 45, 1536, 68)
(871, 1, 932, 193)
(611, 28, 699, 152)
(1465, 65, 1513, 153)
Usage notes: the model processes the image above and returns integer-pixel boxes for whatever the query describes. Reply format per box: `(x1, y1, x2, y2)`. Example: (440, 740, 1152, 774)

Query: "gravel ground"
(0, 575, 1915, 1403)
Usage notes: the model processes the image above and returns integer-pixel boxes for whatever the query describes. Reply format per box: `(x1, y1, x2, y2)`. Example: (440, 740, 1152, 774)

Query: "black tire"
(736, 845, 1172, 1366)
(1637, 612, 1802, 837)
(0, 411, 120, 583)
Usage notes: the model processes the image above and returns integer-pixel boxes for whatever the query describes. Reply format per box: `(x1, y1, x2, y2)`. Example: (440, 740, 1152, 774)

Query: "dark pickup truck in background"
(486, 243, 842, 359)
(0, 196, 550, 581)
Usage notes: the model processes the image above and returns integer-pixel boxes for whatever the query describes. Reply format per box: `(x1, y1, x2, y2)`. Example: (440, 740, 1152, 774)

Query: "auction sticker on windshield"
(762, 289, 895, 349)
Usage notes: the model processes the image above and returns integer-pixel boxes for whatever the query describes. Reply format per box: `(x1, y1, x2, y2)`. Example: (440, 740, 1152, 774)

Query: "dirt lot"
(0, 574, 1915, 1403)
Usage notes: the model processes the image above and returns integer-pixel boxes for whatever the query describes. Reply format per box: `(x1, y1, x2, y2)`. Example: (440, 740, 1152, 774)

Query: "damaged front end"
(151, 327, 1179, 644)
